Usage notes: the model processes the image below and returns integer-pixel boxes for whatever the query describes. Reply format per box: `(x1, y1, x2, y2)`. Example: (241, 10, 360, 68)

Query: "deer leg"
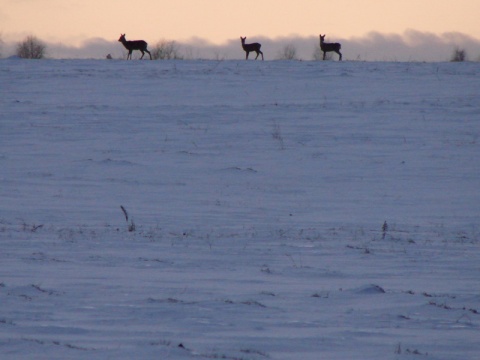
(323, 51, 326, 60)
(145, 49, 152, 60)
(140, 50, 145, 59)
(245, 51, 249, 60)
(259, 51, 264, 60)
(337, 51, 342, 61)
(255, 51, 259, 60)
(127, 50, 132, 60)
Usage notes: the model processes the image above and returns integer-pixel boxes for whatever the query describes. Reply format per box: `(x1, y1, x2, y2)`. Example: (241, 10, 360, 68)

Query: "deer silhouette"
(240, 37, 264, 60)
(118, 34, 152, 60)
(319, 34, 342, 61)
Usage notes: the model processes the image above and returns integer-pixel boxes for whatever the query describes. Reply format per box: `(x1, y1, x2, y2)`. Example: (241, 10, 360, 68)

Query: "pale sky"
(1, 0, 480, 45)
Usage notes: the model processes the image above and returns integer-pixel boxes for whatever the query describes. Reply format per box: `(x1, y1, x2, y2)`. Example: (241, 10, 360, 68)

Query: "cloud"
(0, 36, 117, 59)
(344, 30, 480, 61)
(47, 38, 119, 59)
(2, 31, 480, 61)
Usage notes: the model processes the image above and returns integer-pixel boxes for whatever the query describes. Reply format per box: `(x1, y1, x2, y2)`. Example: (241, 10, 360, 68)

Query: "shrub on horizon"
(451, 47, 467, 62)
(16, 35, 47, 59)
(151, 40, 183, 60)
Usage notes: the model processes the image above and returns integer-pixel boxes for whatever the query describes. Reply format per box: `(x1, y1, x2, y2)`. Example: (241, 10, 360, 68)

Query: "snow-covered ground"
(1, 59, 479, 359)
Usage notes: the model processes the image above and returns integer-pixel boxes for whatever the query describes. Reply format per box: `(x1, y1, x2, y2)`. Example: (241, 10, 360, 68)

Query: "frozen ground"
(1, 59, 479, 359)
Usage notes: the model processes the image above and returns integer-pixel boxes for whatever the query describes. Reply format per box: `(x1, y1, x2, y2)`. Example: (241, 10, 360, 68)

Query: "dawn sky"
(1, 0, 480, 45)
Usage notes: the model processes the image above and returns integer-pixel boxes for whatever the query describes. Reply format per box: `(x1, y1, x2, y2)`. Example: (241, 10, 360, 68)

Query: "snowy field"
(1, 59, 479, 359)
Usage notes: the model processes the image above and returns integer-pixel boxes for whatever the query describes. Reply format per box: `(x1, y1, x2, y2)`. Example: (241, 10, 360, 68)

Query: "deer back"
(127, 40, 148, 51)
(241, 37, 261, 52)
(320, 35, 341, 52)
(119, 34, 148, 51)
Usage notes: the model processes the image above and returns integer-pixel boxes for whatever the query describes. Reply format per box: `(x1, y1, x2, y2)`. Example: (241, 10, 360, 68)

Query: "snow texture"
(1, 59, 479, 359)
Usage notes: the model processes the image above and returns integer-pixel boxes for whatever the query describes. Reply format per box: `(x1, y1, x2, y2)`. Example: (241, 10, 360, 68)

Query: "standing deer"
(118, 34, 152, 60)
(319, 34, 342, 61)
(240, 37, 264, 60)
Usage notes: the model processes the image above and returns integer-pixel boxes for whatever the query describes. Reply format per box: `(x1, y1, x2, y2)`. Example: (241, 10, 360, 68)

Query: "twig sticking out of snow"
(382, 221, 388, 240)
(120, 205, 135, 232)
(120, 205, 129, 222)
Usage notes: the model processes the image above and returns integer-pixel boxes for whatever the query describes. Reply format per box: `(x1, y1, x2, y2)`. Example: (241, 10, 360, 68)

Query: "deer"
(319, 34, 342, 61)
(240, 37, 264, 60)
(118, 34, 152, 60)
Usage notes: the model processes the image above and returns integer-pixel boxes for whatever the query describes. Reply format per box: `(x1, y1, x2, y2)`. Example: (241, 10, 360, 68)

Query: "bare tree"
(151, 40, 182, 60)
(277, 44, 297, 60)
(451, 47, 467, 62)
(16, 35, 47, 59)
